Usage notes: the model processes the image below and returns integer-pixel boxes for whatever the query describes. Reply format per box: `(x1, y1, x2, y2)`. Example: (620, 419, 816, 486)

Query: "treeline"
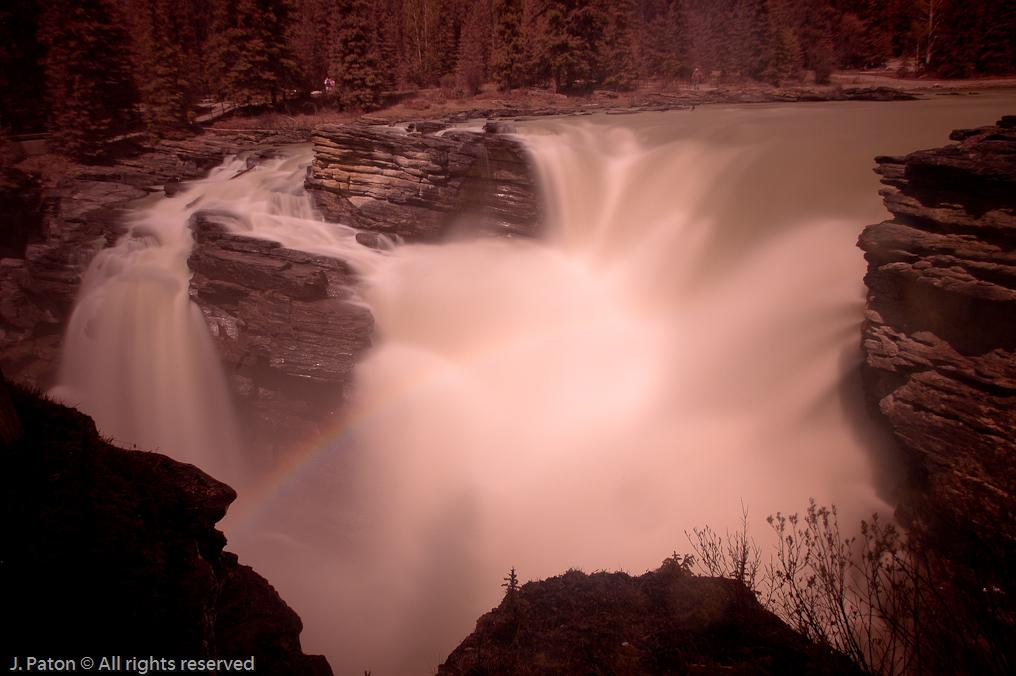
(1, 0, 1015, 157)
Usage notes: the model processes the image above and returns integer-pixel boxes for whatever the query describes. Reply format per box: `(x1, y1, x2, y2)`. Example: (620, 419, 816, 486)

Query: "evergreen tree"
(289, 0, 332, 92)
(932, 0, 1016, 78)
(38, 0, 138, 161)
(206, 0, 298, 106)
(329, 0, 385, 109)
(372, 0, 406, 90)
(456, 1, 491, 95)
(637, 0, 691, 80)
(600, 0, 640, 90)
(686, 0, 718, 77)
(911, 0, 943, 70)
(126, 0, 201, 139)
(533, 0, 609, 93)
(0, 0, 49, 134)
(491, 0, 527, 90)
(780, 0, 831, 79)
(762, 0, 803, 85)
(402, 0, 461, 85)
(723, 0, 768, 81)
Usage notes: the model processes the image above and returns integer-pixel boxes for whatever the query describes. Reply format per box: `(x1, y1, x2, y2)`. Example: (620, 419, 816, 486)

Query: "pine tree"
(371, 0, 405, 91)
(600, 0, 640, 90)
(329, 0, 385, 109)
(127, 0, 200, 139)
(931, 0, 1016, 78)
(0, 0, 49, 134)
(456, 1, 491, 95)
(289, 0, 332, 93)
(38, 0, 138, 161)
(491, 0, 527, 90)
(637, 0, 692, 80)
(533, 0, 609, 93)
(206, 0, 298, 106)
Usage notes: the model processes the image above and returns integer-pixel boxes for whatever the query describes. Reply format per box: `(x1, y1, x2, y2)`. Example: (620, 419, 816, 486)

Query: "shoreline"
(207, 73, 1016, 132)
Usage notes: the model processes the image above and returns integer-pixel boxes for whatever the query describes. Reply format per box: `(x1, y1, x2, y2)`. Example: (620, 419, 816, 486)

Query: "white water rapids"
(52, 95, 1016, 674)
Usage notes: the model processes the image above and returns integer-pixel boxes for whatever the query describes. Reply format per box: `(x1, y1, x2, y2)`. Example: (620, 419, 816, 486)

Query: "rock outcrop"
(307, 125, 540, 241)
(0, 130, 308, 390)
(187, 211, 373, 462)
(2, 370, 331, 674)
(857, 116, 1016, 544)
(438, 563, 861, 676)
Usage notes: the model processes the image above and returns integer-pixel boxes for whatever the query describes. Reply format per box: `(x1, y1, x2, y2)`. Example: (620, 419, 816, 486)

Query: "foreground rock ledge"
(307, 124, 540, 241)
(858, 115, 1016, 542)
(1, 370, 331, 674)
(438, 564, 861, 676)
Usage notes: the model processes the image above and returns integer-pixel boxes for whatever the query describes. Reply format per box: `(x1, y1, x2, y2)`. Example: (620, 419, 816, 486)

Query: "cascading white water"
(52, 160, 250, 482)
(52, 94, 1016, 675)
(51, 149, 387, 484)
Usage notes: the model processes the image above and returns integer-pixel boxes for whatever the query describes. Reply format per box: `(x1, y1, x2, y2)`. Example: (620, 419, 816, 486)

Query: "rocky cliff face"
(187, 211, 373, 462)
(0, 131, 308, 390)
(858, 116, 1016, 544)
(2, 371, 331, 674)
(307, 124, 540, 241)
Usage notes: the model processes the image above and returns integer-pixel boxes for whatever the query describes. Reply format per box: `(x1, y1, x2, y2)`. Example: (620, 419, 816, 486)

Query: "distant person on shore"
(692, 67, 703, 90)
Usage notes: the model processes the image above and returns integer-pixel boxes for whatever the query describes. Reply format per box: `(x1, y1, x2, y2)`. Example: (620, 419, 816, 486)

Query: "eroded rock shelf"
(858, 115, 1016, 542)
(307, 124, 540, 241)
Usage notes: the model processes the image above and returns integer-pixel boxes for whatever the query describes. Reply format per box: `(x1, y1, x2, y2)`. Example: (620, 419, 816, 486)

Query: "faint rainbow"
(220, 314, 626, 532)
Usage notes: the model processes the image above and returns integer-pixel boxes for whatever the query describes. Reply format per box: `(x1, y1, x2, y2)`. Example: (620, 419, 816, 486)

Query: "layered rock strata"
(858, 116, 1016, 543)
(307, 125, 540, 241)
(187, 212, 373, 461)
(2, 371, 331, 674)
(0, 130, 308, 389)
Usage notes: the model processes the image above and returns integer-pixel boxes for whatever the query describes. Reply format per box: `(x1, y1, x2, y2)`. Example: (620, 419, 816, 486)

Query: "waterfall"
(299, 117, 889, 673)
(51, 159, 250, 482)
(50, 95, 1016, 675)
(50, 149, 377, 484)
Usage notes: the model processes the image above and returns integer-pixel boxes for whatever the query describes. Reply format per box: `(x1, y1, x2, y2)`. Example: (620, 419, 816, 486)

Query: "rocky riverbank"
(858, 116, 1016, 546)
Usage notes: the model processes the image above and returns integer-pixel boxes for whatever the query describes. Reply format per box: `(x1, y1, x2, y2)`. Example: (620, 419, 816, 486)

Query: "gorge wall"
(858, 115, 1016, 545)
(2, 371, 330, 674)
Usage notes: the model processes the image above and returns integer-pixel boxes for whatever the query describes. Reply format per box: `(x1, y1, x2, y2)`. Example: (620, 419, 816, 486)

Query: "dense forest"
(1, 0, 1015, 157)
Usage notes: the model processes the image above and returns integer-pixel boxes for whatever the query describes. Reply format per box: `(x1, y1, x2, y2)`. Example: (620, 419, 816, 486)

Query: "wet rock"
(407, 120, 450, 134)
(483, 121, 518, 134)
(0, 132, 287, 389)
(858, 117, 1016, 544)
(354, 230, 392, 250)
(306, 124, 540, 241)
(187, 212, 373, 462)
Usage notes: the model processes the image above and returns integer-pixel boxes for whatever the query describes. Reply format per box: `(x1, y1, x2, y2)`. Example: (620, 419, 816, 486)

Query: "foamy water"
(53, 94, 1016, 674)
